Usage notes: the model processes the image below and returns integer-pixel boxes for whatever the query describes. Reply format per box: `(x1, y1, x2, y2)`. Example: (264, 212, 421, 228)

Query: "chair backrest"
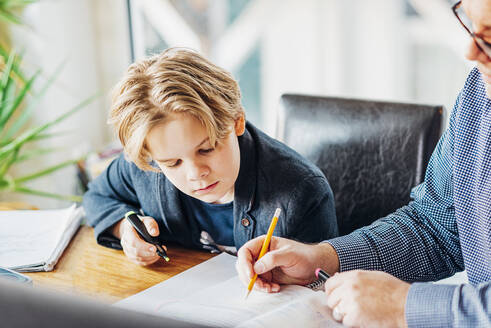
(276, 94, 443, 236)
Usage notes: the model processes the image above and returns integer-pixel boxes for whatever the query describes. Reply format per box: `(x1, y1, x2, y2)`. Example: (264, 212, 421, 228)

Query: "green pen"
(124, 211, 170, 262)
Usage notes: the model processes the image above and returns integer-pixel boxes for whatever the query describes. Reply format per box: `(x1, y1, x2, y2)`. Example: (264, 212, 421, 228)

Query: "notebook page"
(118, 253, 341, 327)
(0, 205, 76, 269)
(45, 206, 84, 271)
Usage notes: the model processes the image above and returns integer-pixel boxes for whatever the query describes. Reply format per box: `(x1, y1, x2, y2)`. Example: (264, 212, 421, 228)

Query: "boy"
(83, 48, 338, 266)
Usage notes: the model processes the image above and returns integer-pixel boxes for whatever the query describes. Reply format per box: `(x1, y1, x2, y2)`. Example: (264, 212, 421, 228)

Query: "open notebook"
(0, 205, 84, 272)
(118, 253, 342, 327)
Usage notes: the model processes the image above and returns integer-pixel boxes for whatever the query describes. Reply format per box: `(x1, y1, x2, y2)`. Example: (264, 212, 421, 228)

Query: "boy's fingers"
(125, 227, 158, 256)
(120, 219, 163, 266)
(135, 254, 160, 263)
(125, 246, 160, 262)
(141, 216, 159, 236)
(133, 256, 159, 267)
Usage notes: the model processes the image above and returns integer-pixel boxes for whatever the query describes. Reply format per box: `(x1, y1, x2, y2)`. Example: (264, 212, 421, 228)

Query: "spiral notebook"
(0, 205, 83, 272)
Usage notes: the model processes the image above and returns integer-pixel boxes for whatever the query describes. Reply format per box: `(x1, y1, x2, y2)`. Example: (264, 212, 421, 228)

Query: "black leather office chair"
(276, 94, 443, 236)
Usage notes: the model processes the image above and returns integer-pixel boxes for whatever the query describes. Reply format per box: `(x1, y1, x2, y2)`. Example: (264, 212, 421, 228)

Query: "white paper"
(118, 253, 342, 327)
(0, 205, 83, 271)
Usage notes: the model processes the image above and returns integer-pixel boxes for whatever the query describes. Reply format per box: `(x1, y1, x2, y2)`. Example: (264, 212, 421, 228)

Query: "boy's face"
(146, 113, 245, 204)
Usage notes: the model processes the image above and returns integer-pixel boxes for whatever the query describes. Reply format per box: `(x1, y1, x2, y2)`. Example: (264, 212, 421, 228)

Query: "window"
(128, 0, 471, 134)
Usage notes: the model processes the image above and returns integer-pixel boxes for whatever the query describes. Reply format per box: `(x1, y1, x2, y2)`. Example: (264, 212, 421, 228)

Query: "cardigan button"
(241, 218, 250, 227)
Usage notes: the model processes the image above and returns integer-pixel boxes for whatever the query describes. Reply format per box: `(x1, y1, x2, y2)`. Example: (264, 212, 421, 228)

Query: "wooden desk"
(24, 225, 215, 303)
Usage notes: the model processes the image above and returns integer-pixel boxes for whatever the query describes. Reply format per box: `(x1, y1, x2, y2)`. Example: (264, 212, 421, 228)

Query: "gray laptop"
(0, 278, 212, 328)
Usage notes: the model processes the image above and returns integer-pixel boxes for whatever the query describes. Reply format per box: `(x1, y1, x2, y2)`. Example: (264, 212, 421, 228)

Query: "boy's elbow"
(81, 190, 104, 227)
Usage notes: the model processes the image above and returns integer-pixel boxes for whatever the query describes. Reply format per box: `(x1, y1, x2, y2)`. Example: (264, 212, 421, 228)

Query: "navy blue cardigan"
(83, 122, 338, 250)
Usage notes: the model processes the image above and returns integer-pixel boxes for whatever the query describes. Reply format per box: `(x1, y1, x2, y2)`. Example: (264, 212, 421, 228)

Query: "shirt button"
(241, 218, 250, 227)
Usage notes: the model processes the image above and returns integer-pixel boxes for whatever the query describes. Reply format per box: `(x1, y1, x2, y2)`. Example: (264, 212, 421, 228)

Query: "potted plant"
(0, 50, 96, 203)
(0, 0, 98, 206)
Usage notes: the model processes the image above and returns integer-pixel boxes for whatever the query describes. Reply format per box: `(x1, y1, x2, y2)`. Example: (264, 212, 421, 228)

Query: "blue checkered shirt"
(328, 68, 490, 327)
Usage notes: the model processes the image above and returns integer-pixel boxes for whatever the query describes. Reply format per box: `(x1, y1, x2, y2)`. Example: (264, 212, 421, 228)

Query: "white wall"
(260, 0, 470, 135)
(262, 0, 409, 135)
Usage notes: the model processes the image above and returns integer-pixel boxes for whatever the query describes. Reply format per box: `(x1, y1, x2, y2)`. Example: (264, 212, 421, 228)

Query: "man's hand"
(325, 270, 410, 328)
(236, 236, 340, 293)
(112, 216, 166, 266)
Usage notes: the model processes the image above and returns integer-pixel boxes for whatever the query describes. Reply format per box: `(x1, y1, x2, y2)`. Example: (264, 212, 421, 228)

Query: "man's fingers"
(236, 242, 282, 294)
(325, 281, 344, 309)
(142, 216, 159, 236)
(241, 235, 267, 258)
(324, 272, 344, 295)
(255, 278, 272, 292)
(235, 259, 253, 287)
(255, 278, 280, 293)
(236, 236, 267, 283)
(253, 247, 292, 275)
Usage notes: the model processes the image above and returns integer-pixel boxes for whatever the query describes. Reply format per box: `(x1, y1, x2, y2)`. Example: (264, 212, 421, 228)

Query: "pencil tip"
(244, 289, 251, 300)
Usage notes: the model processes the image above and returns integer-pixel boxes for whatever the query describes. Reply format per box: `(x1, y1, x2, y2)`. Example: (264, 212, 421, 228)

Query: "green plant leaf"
(15, 146, 59, 162)
(0, 91, 99, 164)
(12, 186, 82, 202)
(14, 157, 80, 183)
(0, 44, 26, 83)
(1, 62, 65, 140)
(0, 70, 39, 131)
(0, 76, 16, 123)
(0, 145, 17, 177)
(0, 50, 15, 98)
(0, 1, 90, 203)
(0, 130, 68, 148)
(1, 73, 16, 105)
(0, 50, 15, 82)
(3, 0, 37, 7)
(23, 130, 69, 142)
(0, 0, 37, 24)
(0, 8, 21, 24)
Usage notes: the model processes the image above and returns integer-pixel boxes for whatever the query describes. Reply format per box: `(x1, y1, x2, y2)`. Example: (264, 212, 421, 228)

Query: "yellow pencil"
(244, 207, 281, 300)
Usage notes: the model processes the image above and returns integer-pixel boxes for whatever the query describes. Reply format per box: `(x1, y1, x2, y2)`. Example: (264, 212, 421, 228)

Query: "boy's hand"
(112, 216, 165, 266)
(236, 236, 340, 293)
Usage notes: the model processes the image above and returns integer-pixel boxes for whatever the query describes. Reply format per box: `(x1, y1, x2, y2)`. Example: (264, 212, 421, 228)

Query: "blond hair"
(109, 48, 245, 171)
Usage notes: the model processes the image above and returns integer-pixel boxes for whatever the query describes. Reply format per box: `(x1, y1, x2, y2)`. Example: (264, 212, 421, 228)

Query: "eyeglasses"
(452, 0, 491, 59)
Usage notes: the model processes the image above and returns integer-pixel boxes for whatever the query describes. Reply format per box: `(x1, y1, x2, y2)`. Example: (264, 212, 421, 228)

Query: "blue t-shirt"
(180, 192, 234, 246)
